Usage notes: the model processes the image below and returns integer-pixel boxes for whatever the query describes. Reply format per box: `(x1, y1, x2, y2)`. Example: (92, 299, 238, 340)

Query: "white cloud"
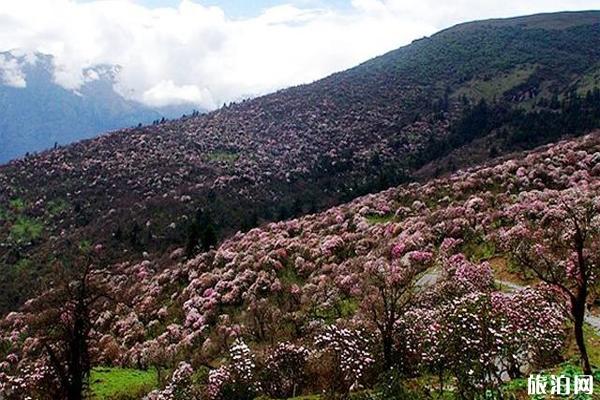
(142, 79, 215, 108)
(0, 0, 597, 108)
(0, 54, 27, 88)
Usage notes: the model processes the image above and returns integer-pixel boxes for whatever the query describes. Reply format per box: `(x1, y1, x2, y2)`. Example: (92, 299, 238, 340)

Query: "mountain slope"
(0, 11, 600, 313)
(0, 52, 198, 163)
(2, 129, 599, 398)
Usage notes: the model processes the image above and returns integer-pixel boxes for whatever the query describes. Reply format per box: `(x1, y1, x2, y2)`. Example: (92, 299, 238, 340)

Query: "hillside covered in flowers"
(1, 11, 600, 315)
(2, 128, 600, 398)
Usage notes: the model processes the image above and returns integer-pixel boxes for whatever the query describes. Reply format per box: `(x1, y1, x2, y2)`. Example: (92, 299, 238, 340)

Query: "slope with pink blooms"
(2, 131, 599, 398)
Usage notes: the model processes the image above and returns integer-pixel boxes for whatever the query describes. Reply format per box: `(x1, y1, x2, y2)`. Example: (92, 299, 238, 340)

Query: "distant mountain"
(0, 52, 200, 163)
(0, 11, 599, 313)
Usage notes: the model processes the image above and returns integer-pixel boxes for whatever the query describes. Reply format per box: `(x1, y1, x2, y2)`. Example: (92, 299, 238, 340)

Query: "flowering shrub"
(0, 359, 57, 400)
(439, 293, 509, 396)
(359, 252, 433, 369)
(399, 287, 567, 397)
(493, 286, 567, 371)
(206, 339, 259, 400)
(442, 253, 495, 294)
(261, 342, 310, 398)
(1, 131, 600, 397)
(206, 367, 231, 400)
(145, 362, 197, 400)
(313, 325, 374, 394)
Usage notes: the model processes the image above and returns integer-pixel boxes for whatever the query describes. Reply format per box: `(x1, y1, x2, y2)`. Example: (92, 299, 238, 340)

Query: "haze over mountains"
(0, 52, 199, 163)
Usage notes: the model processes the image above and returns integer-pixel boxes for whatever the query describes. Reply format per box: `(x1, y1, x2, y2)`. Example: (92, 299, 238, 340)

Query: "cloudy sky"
(0, 0, 597, 109)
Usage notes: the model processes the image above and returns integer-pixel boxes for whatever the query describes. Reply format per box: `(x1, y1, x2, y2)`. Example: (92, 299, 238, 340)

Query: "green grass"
(89, 367, 158, 400)
(453, 64, 537, 102)
(581, 323, 600, 367)
(502, 376, 527, 391)
(508, 362, 600, 400)
(9, 216, 43, 243)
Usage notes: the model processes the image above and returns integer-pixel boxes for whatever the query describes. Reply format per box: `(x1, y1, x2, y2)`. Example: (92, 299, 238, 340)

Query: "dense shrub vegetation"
(2, 131, 600, 398)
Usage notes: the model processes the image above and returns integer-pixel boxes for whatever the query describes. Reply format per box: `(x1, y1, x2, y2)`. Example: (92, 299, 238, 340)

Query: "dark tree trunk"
(67, 289, 89, 400)
(382, 331, 393, 369)
(572, 293, 591, 375)
(67, 385, 82, 400)
(380, 307, 396, 370)
(573, 231, 592, 375)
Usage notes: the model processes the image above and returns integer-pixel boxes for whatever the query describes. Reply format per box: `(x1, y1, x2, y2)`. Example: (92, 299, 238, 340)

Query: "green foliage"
(357, 20, 597, 105)
(508, 89, 600, 146)
(507, 363, 599, 400)
(377, 369, 426, 400)
(366, 214, 396, 224)
(313, 298, 359, 323)
(558, 364, 595, 400)
(501, 376, 527, 392)
(278, 264, 304, 285)
(78, 239, 93, 253)
(576, 66, 600, 95)
(89, 367, 158, 400)
(207, 150, 239, 163)
(9, 198, 26, 212)
(9, 216, 43, 243)
(14, 258, 32, 273)
(505, 257, 533, 279)
(335, 298, 359, 319)
(185, 208, 218, 257)
(191, 366, 210, 388)
(462, 237, 496, 262)
(256, 395, 321, 400)
(419, 87, 600, 176)
(581, 324, 600, 367)
(47, 198, 69, 216)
